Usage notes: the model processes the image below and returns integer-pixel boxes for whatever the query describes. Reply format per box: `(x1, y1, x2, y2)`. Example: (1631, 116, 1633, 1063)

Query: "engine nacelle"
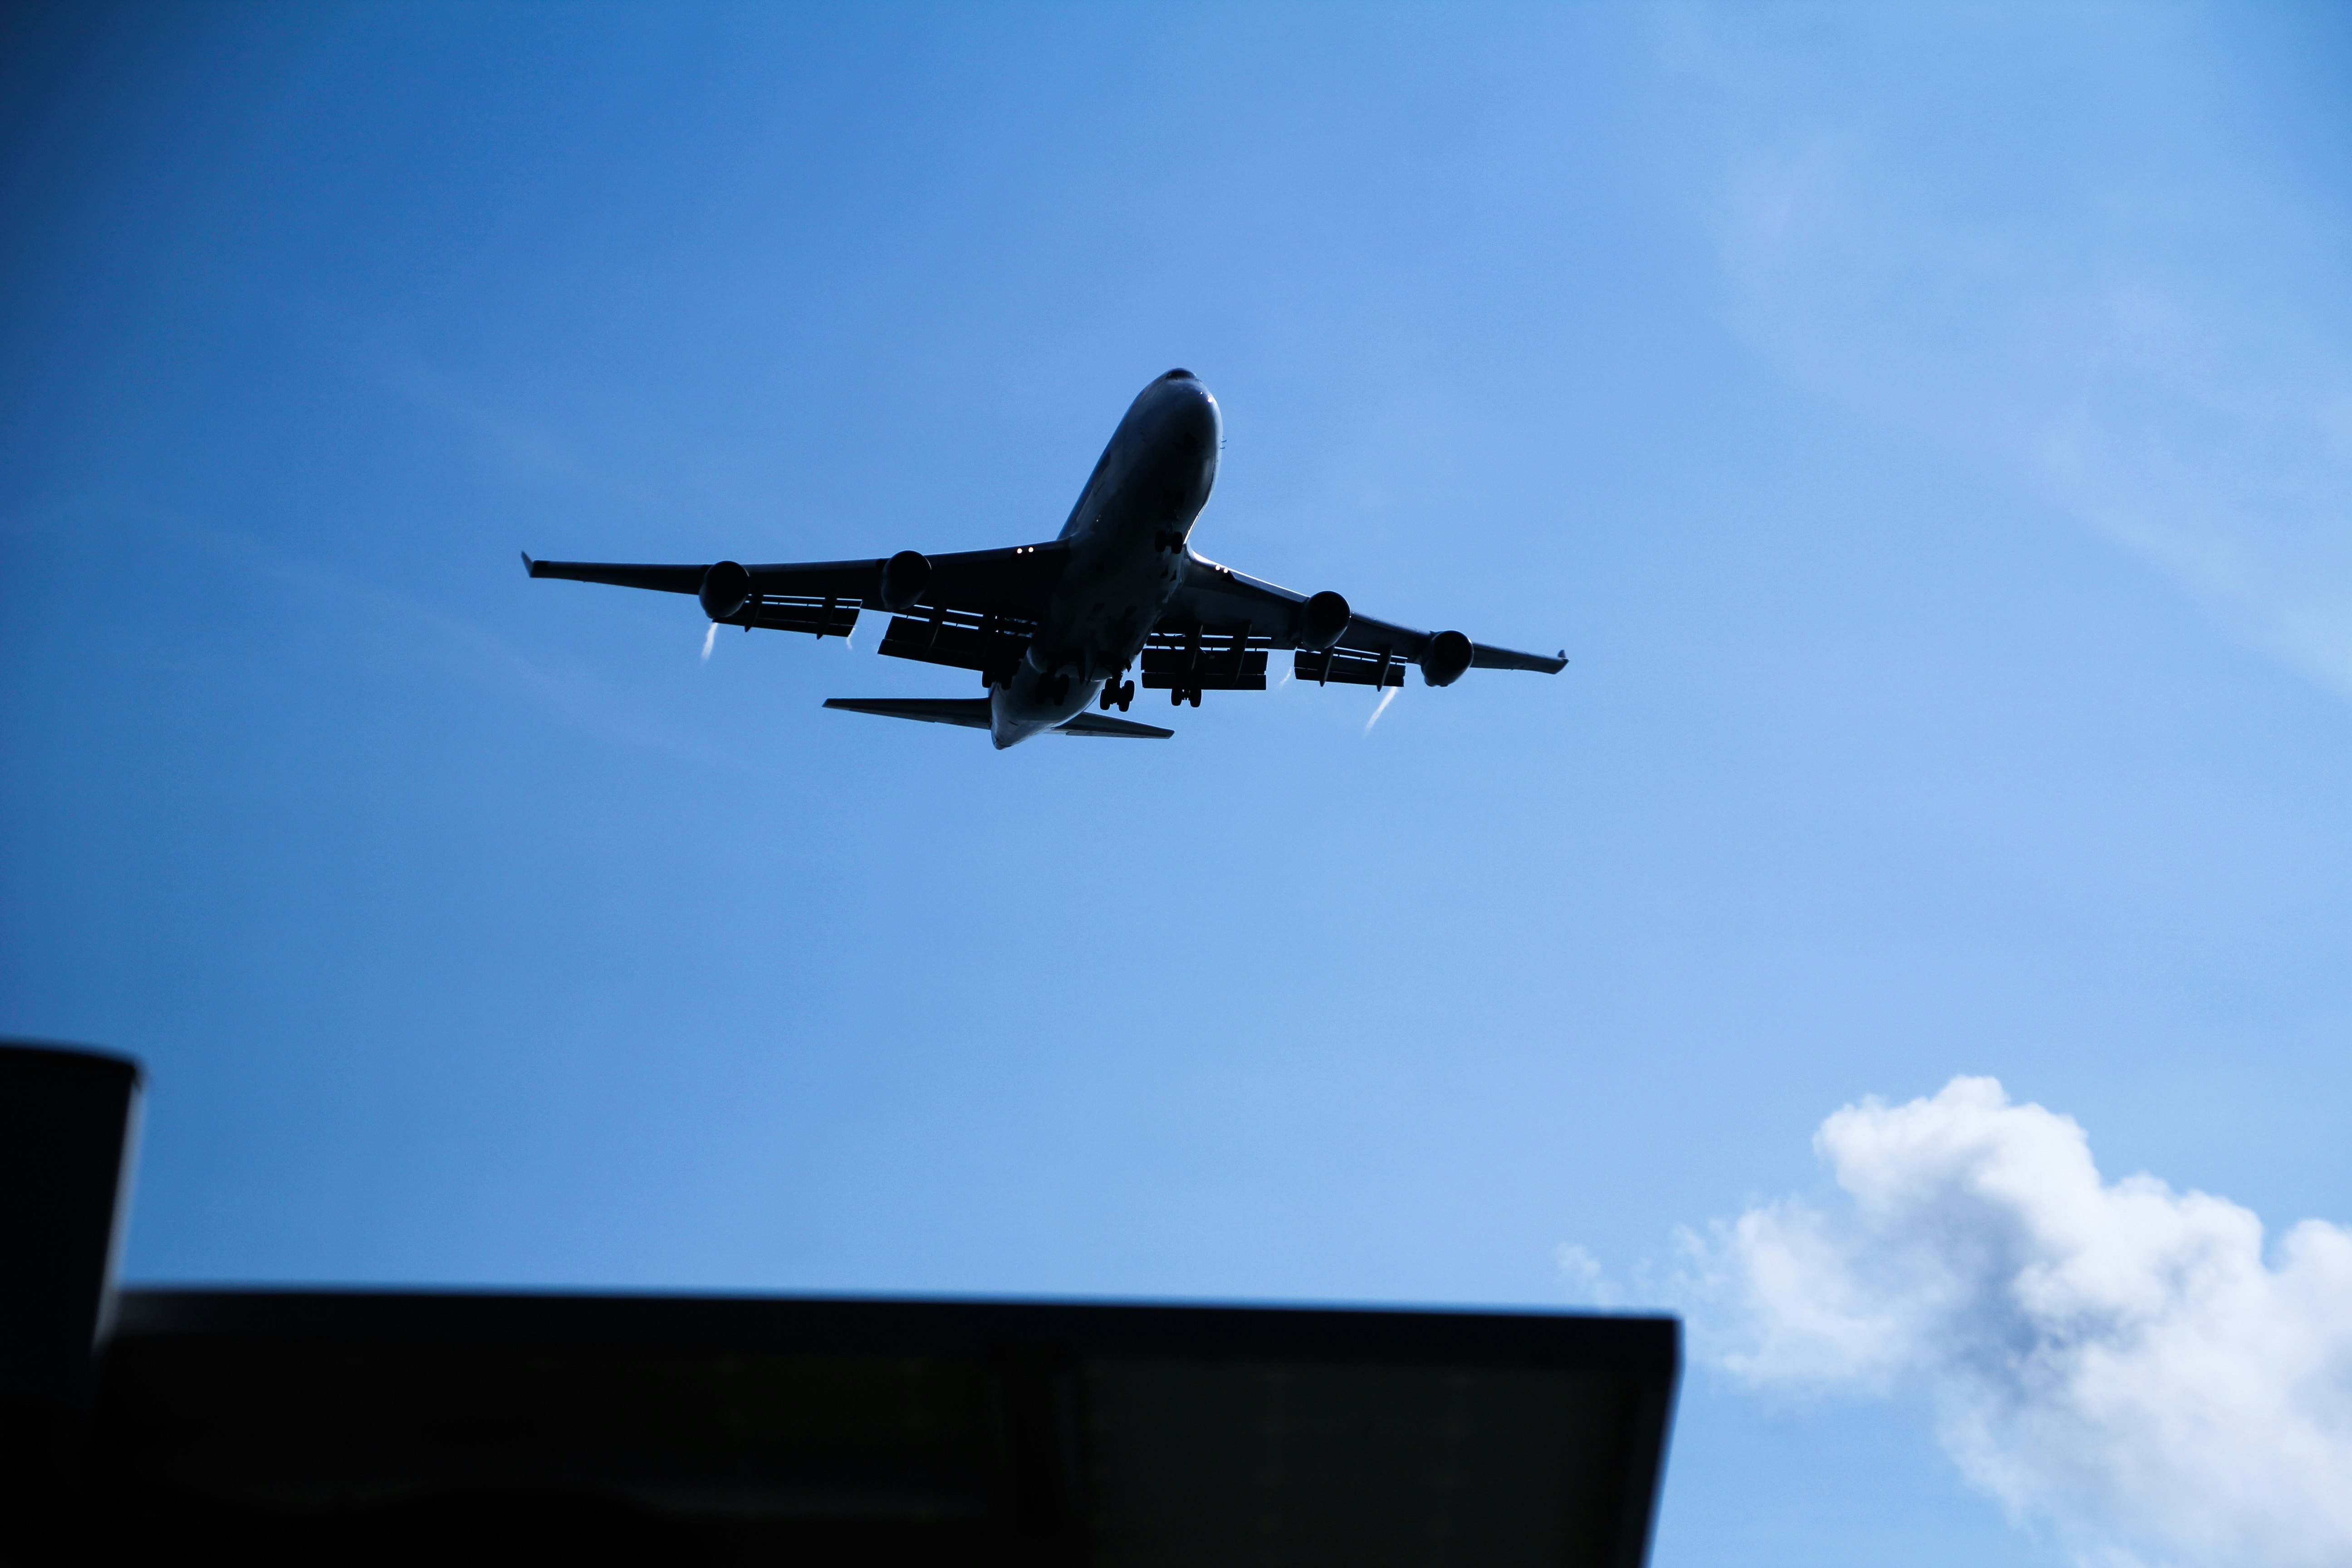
(879, 549, 931, 612)
(699, 560, 753, 622)
(1421, 629, 1473, 687)
(1298, 590, 1351, 652)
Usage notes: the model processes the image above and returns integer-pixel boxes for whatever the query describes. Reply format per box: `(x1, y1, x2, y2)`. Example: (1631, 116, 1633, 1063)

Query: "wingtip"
(519, 551, 536, 578)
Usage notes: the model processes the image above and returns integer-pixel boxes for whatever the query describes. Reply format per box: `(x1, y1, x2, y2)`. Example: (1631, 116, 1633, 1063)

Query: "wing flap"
(1292, 647, 1408, 688)
(1139, 636, 1270, 692)
(875, 608, 1034, 684)
(719, 596, 860, 638)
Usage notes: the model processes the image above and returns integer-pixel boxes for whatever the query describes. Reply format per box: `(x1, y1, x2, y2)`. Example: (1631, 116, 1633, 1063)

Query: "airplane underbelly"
(1044, 530, 1186, 665)
(1006, 377, 1215, 743)
(990, 672, 1102, 749)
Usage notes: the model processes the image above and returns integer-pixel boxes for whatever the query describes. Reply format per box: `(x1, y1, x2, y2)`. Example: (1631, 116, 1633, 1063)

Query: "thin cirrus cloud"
(1668, 8, 2352, 706)
(1677, 1077, 2352, 1568)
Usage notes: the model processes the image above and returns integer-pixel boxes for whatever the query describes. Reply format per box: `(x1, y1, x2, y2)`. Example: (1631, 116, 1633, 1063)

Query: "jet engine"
(1298, 590, 1352, 652)
(879, 550, 931, 612)
(1421, 629, 1473, 687)
(698, 560, 753, 622)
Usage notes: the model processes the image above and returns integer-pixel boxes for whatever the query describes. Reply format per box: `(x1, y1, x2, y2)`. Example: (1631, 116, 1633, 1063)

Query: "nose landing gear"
(1168, 686, 1201, 708)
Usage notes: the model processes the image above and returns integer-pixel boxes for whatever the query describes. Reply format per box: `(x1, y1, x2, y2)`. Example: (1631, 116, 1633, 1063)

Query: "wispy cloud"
(1669, 7, 2352, 703)
(130, 507, 731, 766)
(1680, 1077, 2352, 1568)
(295, 301, 676, 512)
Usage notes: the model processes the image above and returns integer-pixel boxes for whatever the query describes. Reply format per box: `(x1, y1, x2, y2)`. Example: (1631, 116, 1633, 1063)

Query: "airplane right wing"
(1156, 551, 1566, 691)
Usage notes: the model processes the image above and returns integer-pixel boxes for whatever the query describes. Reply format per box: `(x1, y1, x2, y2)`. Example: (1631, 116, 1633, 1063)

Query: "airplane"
(522, 370, 1566, 748)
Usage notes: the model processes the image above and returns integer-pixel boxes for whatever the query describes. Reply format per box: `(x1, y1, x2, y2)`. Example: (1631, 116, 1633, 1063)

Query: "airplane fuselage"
(988, 370, 1221, 747)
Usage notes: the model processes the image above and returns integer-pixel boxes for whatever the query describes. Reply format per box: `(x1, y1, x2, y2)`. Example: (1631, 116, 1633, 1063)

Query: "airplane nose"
(1128, 368, 1220, 457)
(1167, 376, 1220, 449)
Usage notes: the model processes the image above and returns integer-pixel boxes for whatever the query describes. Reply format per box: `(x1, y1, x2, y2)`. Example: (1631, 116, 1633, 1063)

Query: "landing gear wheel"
(1117, 680, 1134, 711)
(1170, 686, 1184, 707)
(1099, 683, 1114, 710)
(1188, 688, 1202, 708)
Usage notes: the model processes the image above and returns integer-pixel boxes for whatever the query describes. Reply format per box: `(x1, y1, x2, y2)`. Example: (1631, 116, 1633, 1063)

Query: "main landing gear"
(1168, 686, 1201, 708)
(1099, 677, 1136, 712)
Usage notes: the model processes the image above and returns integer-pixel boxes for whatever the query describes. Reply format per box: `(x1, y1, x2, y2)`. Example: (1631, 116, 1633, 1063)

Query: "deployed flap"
(1054, 712, 1175, 739)
(1138, 625, 1271, 692)
(731, 596, 860, 639)
(823, 698, 993, 730)
(875, 606, 1035, 685)
(1292, 646, 1408, 688)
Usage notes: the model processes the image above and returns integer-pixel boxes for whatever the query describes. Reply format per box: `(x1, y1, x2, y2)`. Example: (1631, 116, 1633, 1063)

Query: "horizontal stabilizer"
(1054, 711, 1174, 739)
(823, 698, 1174, 739)
(823, 698, 992, 730)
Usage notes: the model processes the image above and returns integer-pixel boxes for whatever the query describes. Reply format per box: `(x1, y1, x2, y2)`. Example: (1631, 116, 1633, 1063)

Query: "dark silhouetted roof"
(78, 1288, 1677, 1567)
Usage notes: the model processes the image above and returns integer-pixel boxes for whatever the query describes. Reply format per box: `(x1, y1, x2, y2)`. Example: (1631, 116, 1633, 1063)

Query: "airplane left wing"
(523, 544, 1070, 678)
(1161, 552, 1565, 690)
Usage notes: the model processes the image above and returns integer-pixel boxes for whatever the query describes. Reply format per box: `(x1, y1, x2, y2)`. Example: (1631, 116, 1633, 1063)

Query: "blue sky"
(4, 5, 2347, 1564)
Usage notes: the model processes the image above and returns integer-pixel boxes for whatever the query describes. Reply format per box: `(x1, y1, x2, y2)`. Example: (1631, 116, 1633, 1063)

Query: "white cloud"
(1683, 1076, 2352, 1568)
(1555, 1242, 1625, 1308)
